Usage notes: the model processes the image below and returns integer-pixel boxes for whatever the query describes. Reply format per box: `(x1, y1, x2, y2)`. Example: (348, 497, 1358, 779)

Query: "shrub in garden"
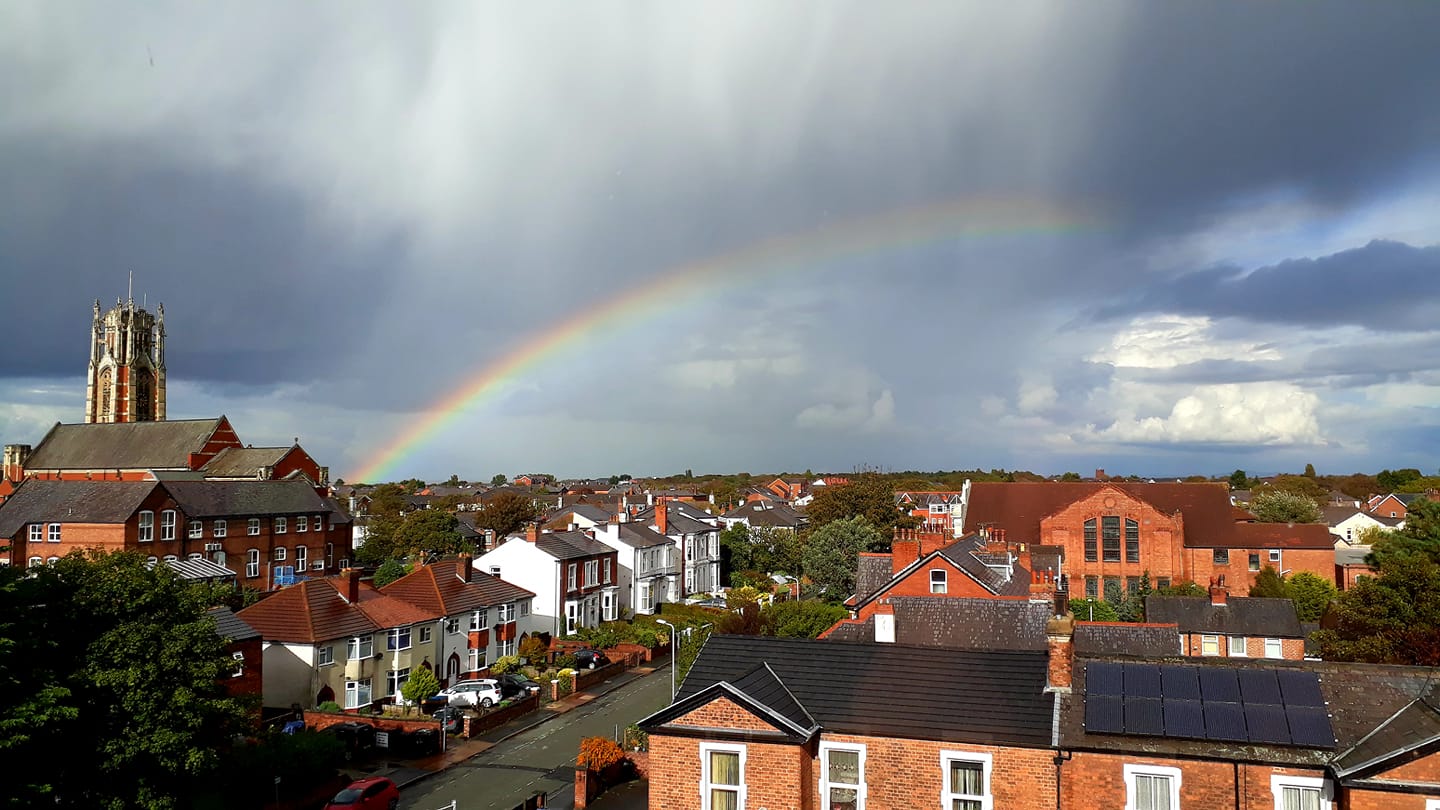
(316, 701, 342, 713)
(577, 736, 624, 771)
(491, 655, 520, 675)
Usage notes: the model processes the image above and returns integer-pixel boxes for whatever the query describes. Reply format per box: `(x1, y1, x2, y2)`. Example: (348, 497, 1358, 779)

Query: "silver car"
(437, 679, 503, 708)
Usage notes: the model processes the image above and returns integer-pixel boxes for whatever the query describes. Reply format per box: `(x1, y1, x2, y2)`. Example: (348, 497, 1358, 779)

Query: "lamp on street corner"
(655, 618, 678, 701)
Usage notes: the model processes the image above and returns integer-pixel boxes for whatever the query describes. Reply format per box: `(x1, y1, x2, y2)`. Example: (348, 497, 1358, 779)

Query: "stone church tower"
(85, 294, 166, 423)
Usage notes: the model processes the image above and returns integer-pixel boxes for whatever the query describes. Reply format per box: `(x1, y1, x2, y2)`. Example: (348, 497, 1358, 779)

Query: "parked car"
(497, 672, 541, 698)
(320, 721, 376, 761)
(437, 679, 503, 708)
(324, 776, 399, 810)
(433, 706, 467, 734)
(573, 649, 611, 669)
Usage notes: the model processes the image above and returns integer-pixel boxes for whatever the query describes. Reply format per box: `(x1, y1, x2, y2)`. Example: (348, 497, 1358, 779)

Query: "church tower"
(84, 292, 166, 423)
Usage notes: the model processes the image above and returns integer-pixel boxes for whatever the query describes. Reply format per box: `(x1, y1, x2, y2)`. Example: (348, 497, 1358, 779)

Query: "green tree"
(353, 512, 403, 566)
(393, 509, 467, 558)
(473, 491, 542, 538)
(1228, 469, 1249, 490)
(1366, 498, 1440, 567)
(1249, 490, 1322, 523)
(1263, 475, 1331, 505)
(398, 478, 426, 494)
(372, 559, 411, 588)
(367, 483, 409, 518)
(1249, 565, 1289, 598)
(1314, 555, 1440, 665)
(1156, 580, 1207, 597)
(0, 550, 251, 808)
(490, 474, 508, 487)
(801, 517, 882, 598)
(399, 665, 440, 710)
(1303, 463, 1317, 478)
(1059, 471, 1081, 482)
(1068, 598, 1120, 622)
(719, 523, 756, 584)
(1285, 572, 1338, 622)
(805, 473, 915, 536)
(761, 600, 848, 638)
(1377, 468, 1424, 492)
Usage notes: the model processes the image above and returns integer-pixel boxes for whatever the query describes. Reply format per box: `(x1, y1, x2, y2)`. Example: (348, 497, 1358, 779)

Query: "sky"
(2, 2, 1439, 482)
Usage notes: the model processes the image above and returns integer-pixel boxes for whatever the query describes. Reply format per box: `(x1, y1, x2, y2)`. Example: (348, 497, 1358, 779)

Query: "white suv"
(437, 679, 503, 709)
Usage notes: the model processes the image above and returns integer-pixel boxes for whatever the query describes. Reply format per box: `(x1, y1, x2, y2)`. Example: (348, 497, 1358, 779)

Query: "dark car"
(323, 776, 398, 810)
(320, 721, 377, 761)
(497, 672, 541, 698)
(433, 706, 466, 734)
(573, 649, 610, 669)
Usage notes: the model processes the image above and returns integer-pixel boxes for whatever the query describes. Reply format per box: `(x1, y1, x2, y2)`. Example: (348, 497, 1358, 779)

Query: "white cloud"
(796, 388, 896, 432)
(1081, 382, 1323, 446)
(1090, 314, 1281, 369)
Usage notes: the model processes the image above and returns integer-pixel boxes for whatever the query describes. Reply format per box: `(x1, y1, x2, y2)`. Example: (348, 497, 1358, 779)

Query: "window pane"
(710, 751, 740, 786)
(827, 786, 858, 810)
(711, 789, 739, 810)
(1135, 774, 1171, 810)
(1282, 786, 1320, 810)
(827, 749, 859, 784)
(1125, 519, 1140, 563)
(949, 761, 982, 794)
(1084, 519, 1097, 561)
(1102, 516, 1121, 561)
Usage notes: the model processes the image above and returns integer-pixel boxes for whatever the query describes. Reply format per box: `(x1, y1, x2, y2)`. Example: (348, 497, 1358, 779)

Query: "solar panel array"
(1082, 663, 1336, 748)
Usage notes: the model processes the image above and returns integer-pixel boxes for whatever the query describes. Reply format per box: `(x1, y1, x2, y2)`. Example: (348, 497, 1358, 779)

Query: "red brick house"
(208, 606, 263, 706)
(961, 482, 1336, 595)
(639, 634, 1058, 810)
(0, 478, 349, 585)
(1144, 584, 1308, 661)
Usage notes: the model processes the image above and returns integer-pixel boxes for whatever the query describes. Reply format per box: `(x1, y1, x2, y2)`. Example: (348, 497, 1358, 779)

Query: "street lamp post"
(655, 619, 678, 701)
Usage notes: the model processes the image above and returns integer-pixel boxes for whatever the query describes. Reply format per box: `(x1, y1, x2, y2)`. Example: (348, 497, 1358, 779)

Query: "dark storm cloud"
(1096, 240, 1440, 331)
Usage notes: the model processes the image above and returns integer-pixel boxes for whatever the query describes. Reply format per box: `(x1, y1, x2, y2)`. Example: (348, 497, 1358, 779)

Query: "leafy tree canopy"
(1249, 490, 1322, 524)
(1259, 474, 1330, 505)
(801, 516, 882, 598)
(1377, 468, 1425, 492)
(762, 600, 848, 638)
(372, 559, 412, 588)
(1249, 565, 1289, 598)
(1315, 554, 1440, 665)
(1228, 469, 1250, 490)
(399, 666, 440, 708)
(1367, 497, 1440, 568)
(805, 473, 916, 538)
(490, 474, 508, 486)
(473, 491, 542, 538)
(1068, 598, 1120, 622)
(393, 509, 467, 558)
(1286, 571, 1339, 622)
(0, 550, 251, 808)
(367, 483, 409, 519)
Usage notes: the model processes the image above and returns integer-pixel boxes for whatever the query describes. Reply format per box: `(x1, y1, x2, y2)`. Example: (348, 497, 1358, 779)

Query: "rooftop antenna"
(127, 271, 133, 305)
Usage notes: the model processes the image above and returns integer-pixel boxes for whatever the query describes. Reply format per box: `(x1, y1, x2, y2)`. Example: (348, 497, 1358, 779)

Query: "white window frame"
(565, 600, 578, 634)
(189, 519, 203, 539)
(213, 519, 227, 538)
(274, 547, 286, 562)
(248, 518, 261, 536)
(445, 617, 460, 635)
(519, 600, 529, 617)
(585, 560, 599, 586)
(245, 548, 260, 578)
(640, 582, 653, 612)
(1228, 636, 1247, 657)
(48, 523, 61, 543)
(930, 568, 947, 594)
(471, 608, 488, 631)
(274, 516, 287, 534)
(1201, 635, 1221, 656)
(499, 637, 516, 658)
(1264, 638, 1284, 659)
(819, 741, 866, 810)
(317, 645, 334, 666)
(297, 516, 308, 533)
(419, 626, 432, 644)
(1269, 548, 1282, 563)
(700, 742, 746, 810)
(568, 563, 578, 591)
(604, 558, 612, 584)
(344, 678, 371, 709)
(1124, 763, 1181, 810)
(602, 589, 616, 621)
(160, 510, 176, 541)
(138, 511, 154, 542)
(1269, 774, 1330, 810)
(314, 515, 323, 532)
(386, 666, 410, 696)
(296, 545, 308, 570)
(28, 556, 43, 569)
(348, 634, 374, 660)
(29, 524, 43, 543)
(497, 603, 516, 623)
(232, 651, 245, 678)
(387, 626, 412, 651)
(940, 750, 993, 810)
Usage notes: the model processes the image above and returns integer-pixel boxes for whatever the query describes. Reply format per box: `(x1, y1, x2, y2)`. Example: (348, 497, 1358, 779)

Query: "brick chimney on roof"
(340, 569, 360, 603)
(525, 522, 540, 543)
(457, 553, 472, 583)
(891, 528, 922, 575)
(655, 497, 668, 535)
(1046, 614, 1074, 692)
(1210, 575, 1228, 606)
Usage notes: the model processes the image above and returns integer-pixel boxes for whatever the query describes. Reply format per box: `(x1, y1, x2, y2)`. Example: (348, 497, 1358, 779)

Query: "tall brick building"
(85, 294, 166, 423)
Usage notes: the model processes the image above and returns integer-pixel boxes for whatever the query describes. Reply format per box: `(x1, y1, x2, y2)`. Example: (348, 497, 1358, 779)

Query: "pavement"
(347, 662, 664, 806)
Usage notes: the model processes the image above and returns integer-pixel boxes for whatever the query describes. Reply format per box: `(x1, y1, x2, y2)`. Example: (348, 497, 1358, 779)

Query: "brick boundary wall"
(464, 693, 540, 737)
(575, 659, 628, 690)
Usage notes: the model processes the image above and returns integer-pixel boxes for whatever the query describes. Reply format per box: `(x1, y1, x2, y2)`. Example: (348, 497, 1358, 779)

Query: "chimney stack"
(874, 602, 896, 643)
(1210, 575, 1228, 606)
(1045, 614, 1074, 692)
(891, 528, 921, 575)
(340, 569, 361, 603)
(457, 553, 472, 583)
(656, 498, 668, 535)
(526, 522, 541, 543)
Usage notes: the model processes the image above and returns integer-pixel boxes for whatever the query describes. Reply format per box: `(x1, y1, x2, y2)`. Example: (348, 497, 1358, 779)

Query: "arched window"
(98, 369, 113, 419)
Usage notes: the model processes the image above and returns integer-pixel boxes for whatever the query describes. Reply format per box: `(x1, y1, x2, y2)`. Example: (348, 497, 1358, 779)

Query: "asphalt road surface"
(399, 668, 672, 810)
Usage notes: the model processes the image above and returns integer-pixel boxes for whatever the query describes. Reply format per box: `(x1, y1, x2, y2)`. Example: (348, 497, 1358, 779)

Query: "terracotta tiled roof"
(237, 577, 378, 644)
(380, 558, 535, 616)
(356, 585, 443, 628)
(1228, 521, 1335, 550)
(964, 482, 1247, 549)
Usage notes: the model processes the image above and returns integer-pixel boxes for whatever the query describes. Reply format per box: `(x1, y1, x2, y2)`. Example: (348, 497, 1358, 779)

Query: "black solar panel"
(1163, 699, 1205, 739)
(1238, 669, 1283, 705)
(1087, 663, 1124, 696)
(1124, 664, 1162, 698)
(1199, 668, 1241, 702)
(1085, 695, 1124, 734)
(1287, 707, 1336, 748)
(1277, 670, 1326, 708)
(1205, 701, 1248, 742)
(1160, 665, 1201, 700)
(1125, 697, 1164, 735)
(1246, 704, 1291, 745)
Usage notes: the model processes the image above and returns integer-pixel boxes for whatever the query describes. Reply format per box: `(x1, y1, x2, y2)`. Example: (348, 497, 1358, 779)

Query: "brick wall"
(853, 559, 1002, 623)
(1179, 634, 1306, 660)
(649, 734, 811, 810)
(1190, 547, 1337, 592)
(1061, 750, 1327, 810)
(1042, 489, 1186, 588)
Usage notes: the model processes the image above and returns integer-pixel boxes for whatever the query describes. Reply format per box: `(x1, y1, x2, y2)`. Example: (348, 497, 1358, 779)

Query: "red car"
(324, 776, 399, 810)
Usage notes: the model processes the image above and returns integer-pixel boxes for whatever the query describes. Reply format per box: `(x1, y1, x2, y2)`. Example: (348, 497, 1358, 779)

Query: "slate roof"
(1061, 656, 1440, 766)
(664, 634, 1054, 748)
(379, 558, 535, 616)
(1335, 547, 1373, 567)
(611, 523, 672, 549)
(237, 578, 378, 643)
(887, 596, 1051, 651)
(455, 512, 482, 539)
(724, 662, 818, 733)
(164, 479, 336, 518)
(24, 418, 227, 471)
(200, 446, 291, 477)
(964, 481, 1242, 549)
(207, 606, 261, 642)
(1073, 623, 1181, 658)
(535, 530, 616, 560)
(1334, 691, 1440, 779)
(1323, 505, 1403, 528)
(1144, 596, 1304, 637)
(552, 503, 612, 524)
(935, 533, 1030, 596)
(0, 480, 158, 536)
(722, 501, 806, 528)
(853, 554, 893, 602)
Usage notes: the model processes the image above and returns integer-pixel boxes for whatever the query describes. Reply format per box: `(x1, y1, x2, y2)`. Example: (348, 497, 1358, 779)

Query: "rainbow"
(349, 197, 1105, 481)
